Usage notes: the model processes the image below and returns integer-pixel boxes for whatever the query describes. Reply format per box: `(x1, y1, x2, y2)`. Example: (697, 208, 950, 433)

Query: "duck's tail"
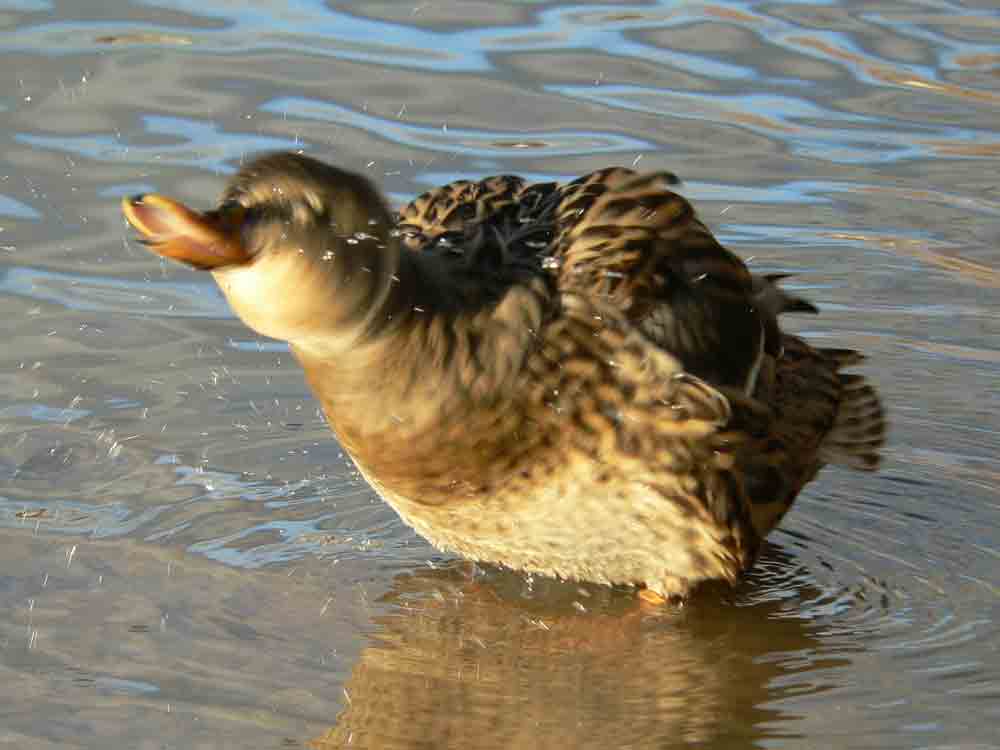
(752, 273, 819, 316)
(752, 273, 818, 358)
(818, 349, 886, 471)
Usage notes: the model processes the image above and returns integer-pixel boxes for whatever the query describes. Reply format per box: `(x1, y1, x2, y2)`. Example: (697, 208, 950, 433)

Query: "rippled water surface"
(2, 1, 998, 747)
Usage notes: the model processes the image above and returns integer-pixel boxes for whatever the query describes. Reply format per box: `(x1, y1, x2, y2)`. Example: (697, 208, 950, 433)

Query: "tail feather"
(819, 347, 866, 368)
(820, 369, 886, 471)
(753, 273, 820, 316)
(753, 273, 819, 357)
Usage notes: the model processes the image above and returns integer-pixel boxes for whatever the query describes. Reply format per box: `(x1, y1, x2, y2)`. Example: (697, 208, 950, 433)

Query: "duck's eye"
(204, 200, 247, 223)
(219, 199, 243, 211)
(239, 204, 263, 225)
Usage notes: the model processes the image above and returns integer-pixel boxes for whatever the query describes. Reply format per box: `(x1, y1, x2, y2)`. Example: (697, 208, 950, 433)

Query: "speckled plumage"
(122, 152, 886, 598)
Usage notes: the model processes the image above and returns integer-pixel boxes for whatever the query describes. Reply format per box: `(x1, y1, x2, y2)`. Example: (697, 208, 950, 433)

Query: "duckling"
(122, 152, 885, 599)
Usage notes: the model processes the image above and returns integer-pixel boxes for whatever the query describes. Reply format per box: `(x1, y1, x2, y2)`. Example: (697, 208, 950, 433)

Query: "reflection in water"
(311, 556, 832, 749)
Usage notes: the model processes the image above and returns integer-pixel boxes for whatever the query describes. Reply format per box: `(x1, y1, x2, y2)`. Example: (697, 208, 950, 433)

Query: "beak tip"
(118, 192, 248, 269)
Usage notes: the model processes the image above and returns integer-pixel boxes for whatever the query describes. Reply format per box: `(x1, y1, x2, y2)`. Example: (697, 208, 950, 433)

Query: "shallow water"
(1, 1, 998, 747)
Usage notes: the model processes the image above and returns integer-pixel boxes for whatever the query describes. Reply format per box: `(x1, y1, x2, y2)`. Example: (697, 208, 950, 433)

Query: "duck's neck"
(285, 237, 465, 359)
(285, 239, 456, 426)
(286, 244, 550, 499)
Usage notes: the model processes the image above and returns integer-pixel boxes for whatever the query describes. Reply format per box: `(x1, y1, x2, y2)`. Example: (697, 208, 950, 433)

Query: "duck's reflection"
(311, 547, 834, 749)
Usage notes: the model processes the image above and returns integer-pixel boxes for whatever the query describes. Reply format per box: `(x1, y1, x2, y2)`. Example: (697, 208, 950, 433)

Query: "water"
(1, 1, 998, 747)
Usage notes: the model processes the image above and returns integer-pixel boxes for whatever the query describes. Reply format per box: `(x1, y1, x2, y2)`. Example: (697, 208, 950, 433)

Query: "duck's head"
(122, 152, 398, 346)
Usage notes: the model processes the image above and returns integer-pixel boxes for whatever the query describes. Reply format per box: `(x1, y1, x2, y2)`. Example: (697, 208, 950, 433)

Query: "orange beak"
(121, 194, 251, 270)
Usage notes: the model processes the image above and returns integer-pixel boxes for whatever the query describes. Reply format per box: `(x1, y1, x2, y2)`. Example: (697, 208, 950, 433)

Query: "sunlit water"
(1, 1, 998, 747)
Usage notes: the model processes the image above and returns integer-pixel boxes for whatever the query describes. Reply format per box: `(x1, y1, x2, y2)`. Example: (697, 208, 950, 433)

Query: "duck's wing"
(527, 293, 762, 581)
(397, 175, 561, 261)
(549, 168, 765, 392)
(398, 175, 524, 249)
(726, 336, 886, 538)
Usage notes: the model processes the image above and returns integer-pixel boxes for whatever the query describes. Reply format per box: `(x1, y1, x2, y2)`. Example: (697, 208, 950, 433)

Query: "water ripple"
(263, 96, 651, 157)
(0, 266, 230, 317)
(16, 115, 299, 171)
(549, 84, 986, 164)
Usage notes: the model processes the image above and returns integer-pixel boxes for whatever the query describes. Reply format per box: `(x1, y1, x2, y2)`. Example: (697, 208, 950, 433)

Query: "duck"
(122, 152, 885, 600)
